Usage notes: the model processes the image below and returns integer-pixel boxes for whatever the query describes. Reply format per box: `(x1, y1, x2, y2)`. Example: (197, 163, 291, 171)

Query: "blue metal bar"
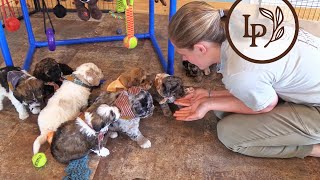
(0, 22, 14, 66)
(149, 0, 155, 35)
(34, 33, 150, 47)
(150, 34, 167, 72)
(23, 45, 36, 70)
(20, 0, 36, 46)
(167, 0, 177, 75)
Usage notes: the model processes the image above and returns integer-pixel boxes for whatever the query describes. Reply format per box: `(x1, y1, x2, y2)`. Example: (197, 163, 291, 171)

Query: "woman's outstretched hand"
(155, 0, 167, 6)
(174, 88, 209, 106)
(173, 88, 210, 121)
(173, 99, 209, 121)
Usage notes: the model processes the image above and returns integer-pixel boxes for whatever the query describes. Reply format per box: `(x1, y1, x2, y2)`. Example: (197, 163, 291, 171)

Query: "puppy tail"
(33, 134, 47, 155)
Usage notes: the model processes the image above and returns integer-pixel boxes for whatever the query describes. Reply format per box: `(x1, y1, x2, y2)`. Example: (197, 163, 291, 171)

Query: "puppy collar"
(114, 87, 141, 120)
(154, 73, 170, 104)
(63, 74, 91, 89)
(7, 70, 29, 91)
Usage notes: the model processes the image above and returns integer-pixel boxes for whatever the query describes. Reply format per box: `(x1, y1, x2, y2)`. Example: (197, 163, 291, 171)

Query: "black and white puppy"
(98, 87, 154, 149)
(33, 57, 73, 100)
(51, 103, 120, 164)
(142, 73, 185, 117)
(0, 66, 44, 120)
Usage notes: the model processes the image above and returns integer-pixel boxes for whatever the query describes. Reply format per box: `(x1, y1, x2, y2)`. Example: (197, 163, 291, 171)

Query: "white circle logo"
(226, 0, 299, 63)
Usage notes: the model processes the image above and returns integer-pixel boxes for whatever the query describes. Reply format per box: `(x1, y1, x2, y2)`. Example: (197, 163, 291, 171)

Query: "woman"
(170, 1, 320, 158)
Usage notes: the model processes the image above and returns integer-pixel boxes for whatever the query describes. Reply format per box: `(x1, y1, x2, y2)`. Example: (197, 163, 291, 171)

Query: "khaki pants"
(216, 102, 320, 158)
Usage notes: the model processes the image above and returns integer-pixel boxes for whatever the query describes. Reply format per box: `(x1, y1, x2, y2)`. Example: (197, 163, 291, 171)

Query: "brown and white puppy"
(0, 66, 44, 120)
(143, 73, 185, 117)
(51, 103, 120, 164)
(33, 57, 73, 100)
(33, 63, 104, 155)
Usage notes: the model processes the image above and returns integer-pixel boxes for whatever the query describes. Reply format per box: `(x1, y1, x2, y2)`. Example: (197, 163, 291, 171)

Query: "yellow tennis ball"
(32, 152, 47, 168)
(124, 36, 138, 49)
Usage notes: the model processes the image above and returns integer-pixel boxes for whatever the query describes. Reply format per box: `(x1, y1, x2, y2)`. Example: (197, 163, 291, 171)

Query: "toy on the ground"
(32, 152, 47, 168)
(63, 155, 91, 180)
(1, 0, 20, 32)
(74, 0, 102, 21)
(53, 0, 67, 18)
(122, 0, 138, 49)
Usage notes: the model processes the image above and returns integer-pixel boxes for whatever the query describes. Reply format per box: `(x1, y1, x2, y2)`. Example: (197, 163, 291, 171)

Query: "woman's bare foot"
(309, 144, 320, 157)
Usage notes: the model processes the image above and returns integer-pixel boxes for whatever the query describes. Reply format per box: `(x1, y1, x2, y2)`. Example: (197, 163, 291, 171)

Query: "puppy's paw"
(94, 147, 110, 157)
(19, 112, 29, 120)
(109, 131, 118, 139)
(139, 139, 151, 149)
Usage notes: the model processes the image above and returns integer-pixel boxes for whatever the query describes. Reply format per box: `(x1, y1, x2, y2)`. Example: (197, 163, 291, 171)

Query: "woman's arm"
(210, 89, 232, 98)
(205, 94, 278, 114)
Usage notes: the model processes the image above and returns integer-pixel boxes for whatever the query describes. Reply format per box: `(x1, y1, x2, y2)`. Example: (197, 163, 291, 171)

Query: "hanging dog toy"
(123, 0, 137, 49)
(53, 0, 67, 18)
(116, 0, 125, 13)
(42, 0, 56, 51)
(1, 0, 20, 32)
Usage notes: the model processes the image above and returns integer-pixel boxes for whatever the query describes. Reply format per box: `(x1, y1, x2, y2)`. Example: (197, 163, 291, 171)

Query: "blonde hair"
(168, 1, 226, 49)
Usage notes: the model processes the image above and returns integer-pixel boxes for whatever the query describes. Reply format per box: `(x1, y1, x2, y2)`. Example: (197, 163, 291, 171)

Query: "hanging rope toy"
(116, 0, 125, 13)
(42, 0, 56, 51)
(1, 0, 20, 32)
(123, 0, 137, 49)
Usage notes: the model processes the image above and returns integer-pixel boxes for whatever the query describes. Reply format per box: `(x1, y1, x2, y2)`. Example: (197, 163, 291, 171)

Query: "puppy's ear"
(118, 75, 130, 88)
(85, 68, 103, 86)
(58, 63, 73, 75)
(182, 61, 189, 69)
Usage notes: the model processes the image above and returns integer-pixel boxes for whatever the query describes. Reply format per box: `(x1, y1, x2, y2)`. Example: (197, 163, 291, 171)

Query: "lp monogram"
(243, 14, 267, 47)
(243, 6, 285, 48)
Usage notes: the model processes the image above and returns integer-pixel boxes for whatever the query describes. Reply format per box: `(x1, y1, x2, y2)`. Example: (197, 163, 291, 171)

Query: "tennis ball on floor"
(123, 36, 138, 49)
(32, 152, 47, 168)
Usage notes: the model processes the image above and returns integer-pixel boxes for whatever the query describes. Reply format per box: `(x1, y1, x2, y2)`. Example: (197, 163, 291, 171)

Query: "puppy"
(104, 67, 147, 92)
(143, 73, 185, 117)
(182, 60, 213, 82)
(33, 57, 73, 100)
(0, 66, 44, 120)
(33, 63, 104, 154)
(51, 104, 120, 164)
(99, 87, 154, 149)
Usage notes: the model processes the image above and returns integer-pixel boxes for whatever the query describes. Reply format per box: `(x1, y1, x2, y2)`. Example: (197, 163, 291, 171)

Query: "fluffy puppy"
(33, 63, 104, 155)
(0, 66, 44, 120)
(103, 67, 147, 92)
(51, 104, 120, 164)
(98, 87, 154, 149)
(142, 73, 185, 117)
(33, 57, 73, 100)
(182, 60, 213, 82)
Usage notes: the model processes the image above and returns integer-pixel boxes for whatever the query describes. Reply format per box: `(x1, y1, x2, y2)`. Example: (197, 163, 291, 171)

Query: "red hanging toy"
(1, 0, 20, 32)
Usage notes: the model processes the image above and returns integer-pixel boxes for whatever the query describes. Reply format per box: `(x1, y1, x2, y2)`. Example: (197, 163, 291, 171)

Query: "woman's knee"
(216, 115, 240, 150)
